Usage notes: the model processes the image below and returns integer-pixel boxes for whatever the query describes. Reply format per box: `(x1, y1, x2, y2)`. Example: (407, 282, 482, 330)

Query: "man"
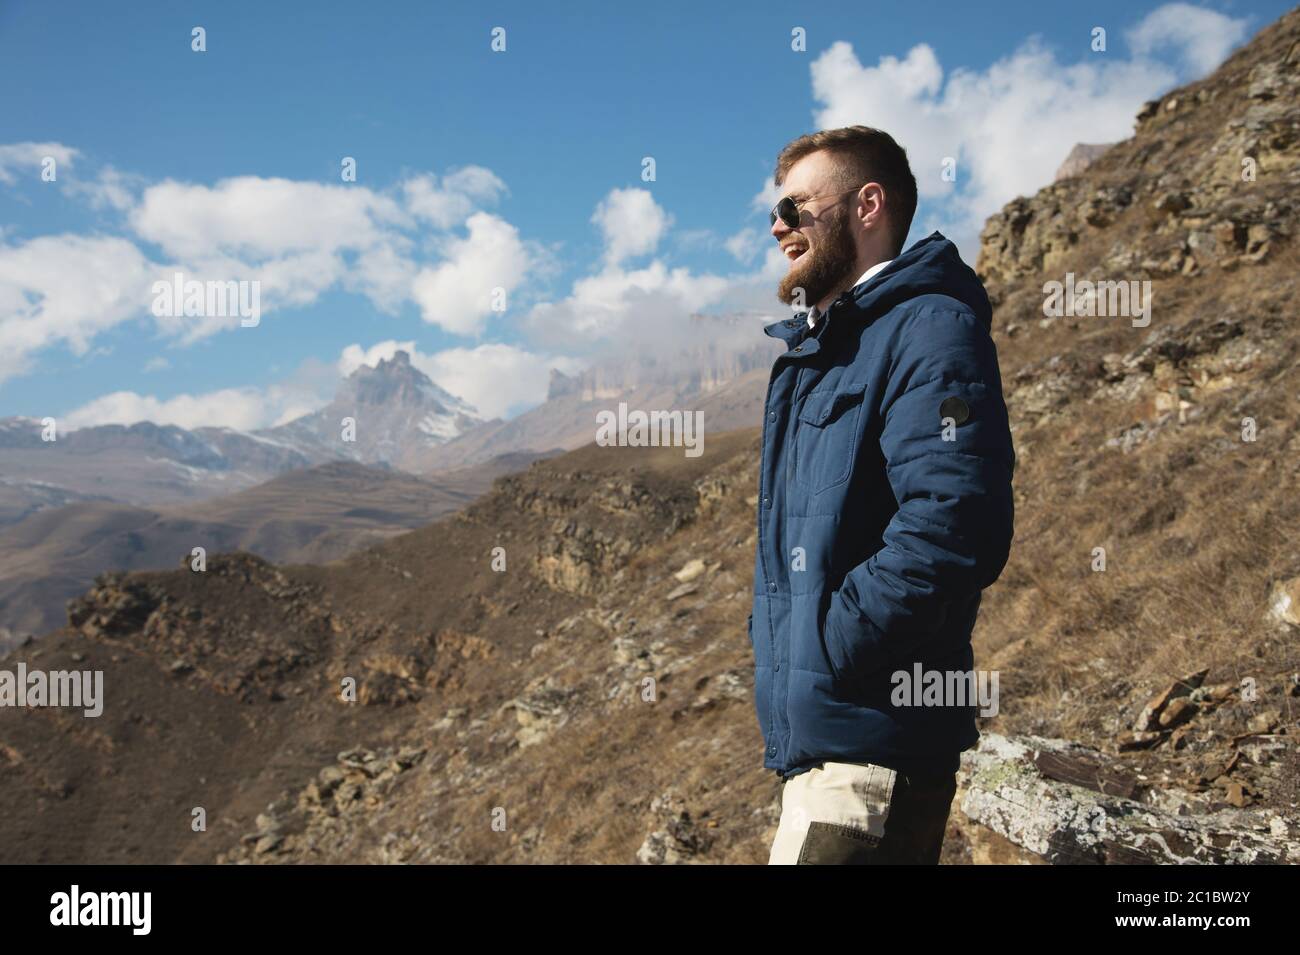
(749, 126, 1015, 864)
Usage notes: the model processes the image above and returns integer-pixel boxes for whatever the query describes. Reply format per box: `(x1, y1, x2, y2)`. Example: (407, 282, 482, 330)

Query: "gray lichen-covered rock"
(636, 790, 714, 864)
(960, 734, 1299, 864)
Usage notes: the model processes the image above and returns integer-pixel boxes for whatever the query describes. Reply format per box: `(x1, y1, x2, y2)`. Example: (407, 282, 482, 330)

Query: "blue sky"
(0, 0, 1283, 430)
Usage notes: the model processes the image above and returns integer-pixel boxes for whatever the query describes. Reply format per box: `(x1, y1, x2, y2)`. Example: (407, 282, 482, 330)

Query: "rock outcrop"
(1054, 142, 1115, 181)
(962, 734, 1298, 864)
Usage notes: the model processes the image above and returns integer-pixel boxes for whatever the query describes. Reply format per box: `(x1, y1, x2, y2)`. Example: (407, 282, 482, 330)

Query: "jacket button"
(762, 496, 770, 507)
(768, 410, 776, 421)
(767, 745, 777, 757)
(793, 346, 802, 353)
(773, 664, 780, 672)
(940, 395, 971, 425)
(767, 581, 776, 593)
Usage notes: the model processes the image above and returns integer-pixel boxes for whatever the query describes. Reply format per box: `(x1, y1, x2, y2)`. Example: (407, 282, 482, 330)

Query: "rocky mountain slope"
(0, 332, 772, 646)
(2, 9, 1299, 864)
(969, 3, 1300, 820)
(0, 454, 550, 650)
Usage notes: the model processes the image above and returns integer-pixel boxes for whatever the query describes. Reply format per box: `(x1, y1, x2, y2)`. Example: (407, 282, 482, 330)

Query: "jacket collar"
(760, 231, 979, 355)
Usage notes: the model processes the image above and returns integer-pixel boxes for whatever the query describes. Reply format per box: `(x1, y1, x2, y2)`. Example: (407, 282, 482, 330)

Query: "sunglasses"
(769, 185, 863, 229)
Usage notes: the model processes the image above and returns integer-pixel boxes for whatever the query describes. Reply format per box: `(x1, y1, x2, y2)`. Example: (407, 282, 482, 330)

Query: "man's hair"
(774, 126, 918, 257)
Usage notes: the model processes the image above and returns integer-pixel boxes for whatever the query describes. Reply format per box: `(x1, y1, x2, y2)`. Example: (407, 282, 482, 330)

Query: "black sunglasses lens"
(771, 197, 798, 229)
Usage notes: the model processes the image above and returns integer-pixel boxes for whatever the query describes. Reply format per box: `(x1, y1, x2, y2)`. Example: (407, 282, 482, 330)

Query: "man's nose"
(771, 216, 791, 241)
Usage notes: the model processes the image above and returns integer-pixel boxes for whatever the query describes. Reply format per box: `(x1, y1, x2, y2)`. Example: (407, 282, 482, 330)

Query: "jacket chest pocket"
(793, 379, 868, 494)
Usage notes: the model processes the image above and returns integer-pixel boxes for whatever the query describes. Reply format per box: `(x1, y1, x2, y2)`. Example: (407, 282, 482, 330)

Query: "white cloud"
(670, 229, 716, 254)
(338, 339, 583, 420)
(118, 176, 419, 338)
(526, 187, 742, 341)
(124, 173, 540, 340)
(442, 165, 509, 200)
(422, 344, 584, 419)
(346, 240, 420, 314)
(752, 178, 783, 214)
(2, 149, 763, 404)
(810, 42, 948, 202)
(759, 242, 792, 281)
(0, 227, 353, 379)
(136, 250, 349, 346)
(61, 357, 338, 431)
(725, 227, 765, 264)
(67, 165, 143, 211)
(591, 188, 672, 266)
(64, 386, 288, 431)
(801, 2, 1249, 256)
(1127, 3, 1250, 75)
(0, 234, 157, 383)
(527, 258, 734, 344)
(403, 166, 507, 229)
(411, 212, 532, 335)
(129, 176, 405, 260)
(337, 340, 420, 377)
(0, 149, 547, 375)
(574, 261, 732, 315)
(0, 141, 78, 185)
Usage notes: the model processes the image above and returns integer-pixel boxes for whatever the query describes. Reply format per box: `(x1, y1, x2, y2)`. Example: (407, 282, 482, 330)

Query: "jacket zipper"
(757, 324, 808, 765)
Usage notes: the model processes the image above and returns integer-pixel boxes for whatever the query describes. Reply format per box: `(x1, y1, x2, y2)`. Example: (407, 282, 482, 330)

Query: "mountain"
(3, 8, 1299, 864)
(0, 417, 315, 515)
(0, 332, 774, 521)
(0, 453, 554, 650)
(414, 321, 781, 470)
(268, 350, 483, 470)
(0, 350, 482, 520)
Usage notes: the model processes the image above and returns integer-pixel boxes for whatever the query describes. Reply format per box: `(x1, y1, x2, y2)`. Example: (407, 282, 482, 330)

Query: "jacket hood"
(842, 231, 991, 330)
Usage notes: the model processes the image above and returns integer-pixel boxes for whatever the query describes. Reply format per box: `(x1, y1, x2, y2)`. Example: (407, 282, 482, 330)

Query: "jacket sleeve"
(820, 307, 1015, 682)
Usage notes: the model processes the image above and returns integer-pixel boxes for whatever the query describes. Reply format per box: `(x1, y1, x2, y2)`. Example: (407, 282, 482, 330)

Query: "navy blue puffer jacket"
(749, 231, 1015, 780)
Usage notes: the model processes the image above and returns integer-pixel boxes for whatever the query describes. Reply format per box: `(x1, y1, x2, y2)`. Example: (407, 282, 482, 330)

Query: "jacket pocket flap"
(797, 380, 868, 427)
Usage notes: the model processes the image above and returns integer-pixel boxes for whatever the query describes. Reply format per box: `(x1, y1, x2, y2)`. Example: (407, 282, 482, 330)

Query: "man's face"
(772, 151, 859, 308)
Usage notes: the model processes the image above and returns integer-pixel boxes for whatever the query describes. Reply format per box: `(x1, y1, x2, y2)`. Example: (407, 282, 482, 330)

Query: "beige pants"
(767, 761, 955, 864)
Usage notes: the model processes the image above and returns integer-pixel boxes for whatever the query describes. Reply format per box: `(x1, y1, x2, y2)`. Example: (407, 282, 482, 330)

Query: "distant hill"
(415, 327, 780, 470)
(0, 331, 779, 516)
(0, 453, 552, 646)
(0, 350, 479, 515)
(0, 417, 315, 514)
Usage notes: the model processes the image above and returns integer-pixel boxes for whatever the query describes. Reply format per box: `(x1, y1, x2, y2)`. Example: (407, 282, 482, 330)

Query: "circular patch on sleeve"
(939, 396, 970, 426)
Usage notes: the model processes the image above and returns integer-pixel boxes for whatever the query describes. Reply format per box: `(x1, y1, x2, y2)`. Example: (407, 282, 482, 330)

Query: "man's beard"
(776, 205, 857, 308)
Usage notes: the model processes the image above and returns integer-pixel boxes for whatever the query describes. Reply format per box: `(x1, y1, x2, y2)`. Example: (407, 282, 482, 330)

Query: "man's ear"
(857, 182, 886, 231)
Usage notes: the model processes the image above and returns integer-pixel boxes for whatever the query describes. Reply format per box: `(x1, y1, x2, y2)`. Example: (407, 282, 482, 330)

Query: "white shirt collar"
(806, 258, 894, 328)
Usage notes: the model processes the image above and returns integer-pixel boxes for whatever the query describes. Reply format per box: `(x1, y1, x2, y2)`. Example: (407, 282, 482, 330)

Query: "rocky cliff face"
(980, 21, 1296, 287)
(2, 11, 1298, 864)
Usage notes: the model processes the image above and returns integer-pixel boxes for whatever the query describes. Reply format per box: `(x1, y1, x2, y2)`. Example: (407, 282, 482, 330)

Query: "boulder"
(960, 734, 1299, 864)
